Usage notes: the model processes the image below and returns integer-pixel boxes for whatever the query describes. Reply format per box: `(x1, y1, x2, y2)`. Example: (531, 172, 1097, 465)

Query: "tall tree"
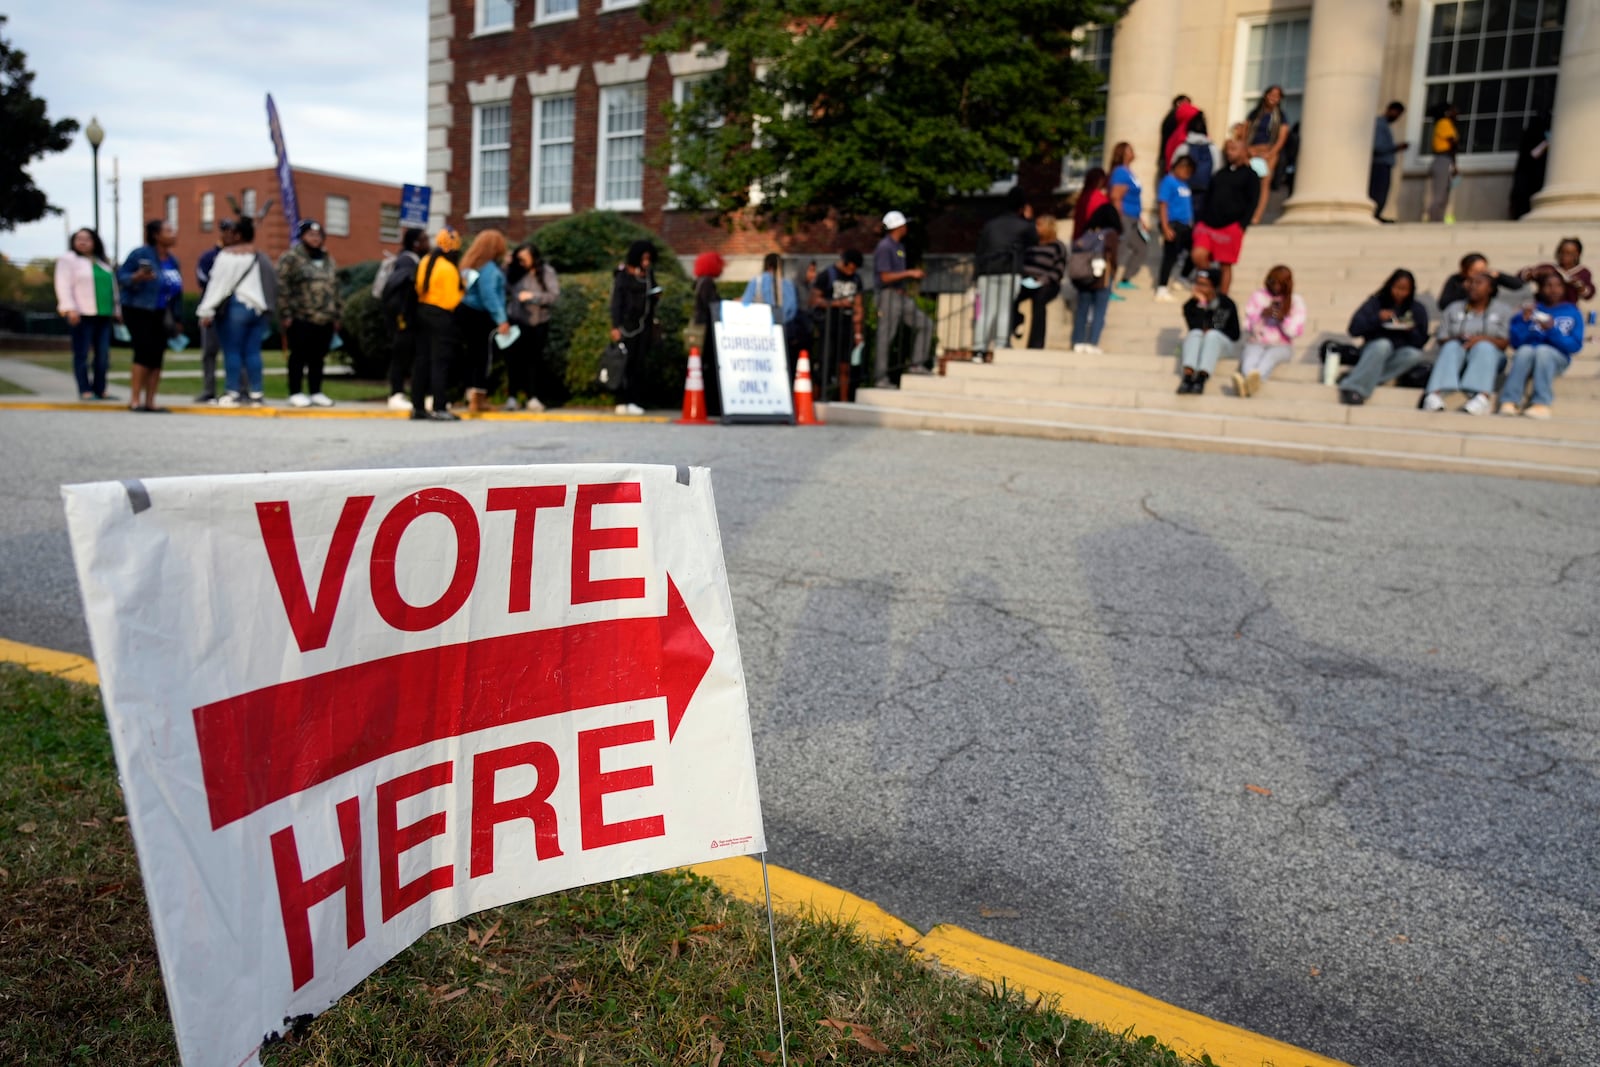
(0, 15, 78, 232)
(644, 0, 1128, 227)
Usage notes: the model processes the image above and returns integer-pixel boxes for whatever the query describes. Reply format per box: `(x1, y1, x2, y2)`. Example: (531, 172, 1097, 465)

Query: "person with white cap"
(872, 210, 932, 387)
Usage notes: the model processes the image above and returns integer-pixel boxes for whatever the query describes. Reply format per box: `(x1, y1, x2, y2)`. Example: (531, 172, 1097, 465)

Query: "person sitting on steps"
(1339, 269, 1430, 406)
(1497, 270, 1585, 419)
(1177, 267, 1239, 395)
(1423, 270, 1511, 416)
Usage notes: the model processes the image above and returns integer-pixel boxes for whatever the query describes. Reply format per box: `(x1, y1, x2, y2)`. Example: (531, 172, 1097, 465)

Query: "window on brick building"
(241, 188, 257, 218)
(668, 74, 721, 208)
(1060, 25, 1113, 188)
(597, 84, 646, 210)
(536, 0, 577, 22)
(532, 94, 576, 212)
(477, 0, 514, 33)
(165, 194, 179, 231)
(200, 192, 215, 232)
(473, 102, 513, 214)
(325, 195, 351, 237)
(380, 203, 402, 242)
(1419, 0, 1562, 157)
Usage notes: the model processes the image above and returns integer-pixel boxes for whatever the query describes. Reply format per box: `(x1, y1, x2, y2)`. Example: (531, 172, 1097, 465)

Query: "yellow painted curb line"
(0, 398, 671, 423)
(0, 641, 1349, 1067)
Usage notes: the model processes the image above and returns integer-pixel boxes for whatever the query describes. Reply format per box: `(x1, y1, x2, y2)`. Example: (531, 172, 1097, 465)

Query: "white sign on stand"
(62, 464, 766, 1067)
(713, 300, 794, 424)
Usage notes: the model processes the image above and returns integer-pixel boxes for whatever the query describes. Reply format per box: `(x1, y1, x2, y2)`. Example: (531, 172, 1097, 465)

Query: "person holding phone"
(117, 219, 182, 411)
(1339, 269, 1429, 405)
(1498, 270, 1584, 418)
(1234, 265, 1306, 397)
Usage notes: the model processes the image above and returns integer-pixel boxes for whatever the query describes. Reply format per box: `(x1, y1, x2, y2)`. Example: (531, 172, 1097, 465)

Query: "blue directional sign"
(400, 185, 432, 228)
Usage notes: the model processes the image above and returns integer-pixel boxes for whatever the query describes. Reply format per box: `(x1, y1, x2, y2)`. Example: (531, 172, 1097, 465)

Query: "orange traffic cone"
(677, 346, 709, 425)
(793, 350, 819, 426)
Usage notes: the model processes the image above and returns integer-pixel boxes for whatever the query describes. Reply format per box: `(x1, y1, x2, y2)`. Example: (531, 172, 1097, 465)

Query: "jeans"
(1369, 162, 1393, 217)
(1239, 342, 1291, 379)
(874, 289, 932, 381)
(1426, 339, 1501, 396)
(974, 273, 1018, 354)
(69, 316, 112, 396)
(1498, 343, 1569, 408)
(1342, 337, 1424, 398)
(219, 300, 266, 395)
(1427, 155, 1453, 221)
(1181, 329, 1233, 375)
(1071, 287, 1111, 346)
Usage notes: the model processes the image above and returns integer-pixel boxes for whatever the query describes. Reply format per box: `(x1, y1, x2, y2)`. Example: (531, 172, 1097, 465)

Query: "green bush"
(550, 271, 688, 408)
(337, 260, 381, 299)
(338, 288, 391, 379)
(534, 212, 688, 283)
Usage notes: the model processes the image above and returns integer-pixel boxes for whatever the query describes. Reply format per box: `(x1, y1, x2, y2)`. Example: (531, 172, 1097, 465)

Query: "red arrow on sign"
(192, 575, 714, 830)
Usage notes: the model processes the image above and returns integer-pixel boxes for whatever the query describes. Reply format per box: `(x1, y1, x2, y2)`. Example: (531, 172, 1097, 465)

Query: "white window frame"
(241, 188, 257, 218)
(1228, 11, 1312, 133)
(379, 202, 402, 243)
(471, 99, 514, 217)
(600, 0, 640, 10)
(530, 93, 576, 215)
(475, 0, 515, 36)
(165, 194, 179, 231)
(1060, 24, 1113, 190)
(533, 0, 577, 24)
(325, 194, 351, 237)
(596, 83, 647, 212)
(200, 192, 215, 232)
(1402, 0, 1560, 175)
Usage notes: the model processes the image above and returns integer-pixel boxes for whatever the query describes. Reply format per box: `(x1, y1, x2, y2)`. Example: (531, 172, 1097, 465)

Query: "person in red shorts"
(1189, 137, 1260, 296)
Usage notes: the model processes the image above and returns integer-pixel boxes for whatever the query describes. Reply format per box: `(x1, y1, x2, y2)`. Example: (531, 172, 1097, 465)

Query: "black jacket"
(975, 211, 1038, 276)
(1438, 270, 1521, 311)
(1201, 164, 1260, 230)
(1182, 295, 1241, 341)
(1349, 294, 1430, 348)
(610, 268, 650, 338)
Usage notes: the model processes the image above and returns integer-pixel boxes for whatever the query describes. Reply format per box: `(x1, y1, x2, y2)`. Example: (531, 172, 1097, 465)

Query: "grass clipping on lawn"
(0, 664, 1199, 1066)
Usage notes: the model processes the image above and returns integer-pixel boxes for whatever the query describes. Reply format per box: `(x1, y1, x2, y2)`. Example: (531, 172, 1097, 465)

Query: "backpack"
(1067, 230, 1107, 290)
(380, 251, 420, 324)
(370, 253, 396, 299)
(1177, 135, 1216, 191)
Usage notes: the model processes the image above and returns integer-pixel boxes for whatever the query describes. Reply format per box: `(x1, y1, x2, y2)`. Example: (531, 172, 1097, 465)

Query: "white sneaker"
(503, 397, 520, 412)
(248, 392, 265, 406)
(1462, 393, 1492, 416)
(614, 403, 645, 416)
(288, 392, 311, 408)
(310, 392, 334, 407)
(1084, 344, 1103, 356)
(217, 392, 241, 408)
(1497, 402, 1520, 417)
(387, 393, 410, 411)
(1072, 343, 1087, 353)
(423, 395, 434, 413)
(524, 397, 546, 413)
(1153, 286, 1174, 303)
(1422, 392, 1445, 412)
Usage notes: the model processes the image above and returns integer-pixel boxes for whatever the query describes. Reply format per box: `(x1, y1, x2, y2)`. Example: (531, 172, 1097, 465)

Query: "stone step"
(823, 394, 1600, 485)
(992, 343, 1600, 380)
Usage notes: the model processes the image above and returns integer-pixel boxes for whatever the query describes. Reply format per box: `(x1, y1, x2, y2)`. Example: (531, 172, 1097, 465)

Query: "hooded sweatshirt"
(1508, 300, 1584, 363)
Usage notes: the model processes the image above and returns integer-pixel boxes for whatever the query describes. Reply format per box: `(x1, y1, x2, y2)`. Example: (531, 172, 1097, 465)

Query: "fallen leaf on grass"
(78, 818, 102, 829)
(708, 1034, 725, 1067)
(1245, 784, 1272, 796)
(788, 954, 801, 978)
(900, 1044, 919, 1053)
(112, 815, 127, 823)
(754, 1052, 777, 1063)
(121, 962, 137, 990)
(17, 822, 36, 834)
(690, 923, 726, 933)
(433, 986, 469, 1004)
(478, 919, 503, 950)
(822, 1018, 891, 1053)
(546, 1029, 573, 1042)
(91, 883, 123, 901)
(978, 906, 1021, 919)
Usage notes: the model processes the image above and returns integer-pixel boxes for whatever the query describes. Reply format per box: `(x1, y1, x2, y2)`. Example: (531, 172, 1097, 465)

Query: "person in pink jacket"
(54, 227, 121, 400)
(1232, 265, 1305, 397)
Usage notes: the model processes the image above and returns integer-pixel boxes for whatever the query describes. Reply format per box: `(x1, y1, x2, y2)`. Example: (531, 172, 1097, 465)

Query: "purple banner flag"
(266, 94, 300, 237)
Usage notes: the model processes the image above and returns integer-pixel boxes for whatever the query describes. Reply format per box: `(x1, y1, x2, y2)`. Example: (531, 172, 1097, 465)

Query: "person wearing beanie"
(412, 226, 465, 420)
(608, 240, 657, 416)
(690, 250, 725, 417)
(277, 219, 340, 407)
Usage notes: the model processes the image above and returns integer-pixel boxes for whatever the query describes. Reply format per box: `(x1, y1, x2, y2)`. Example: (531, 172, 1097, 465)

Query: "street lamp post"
(85, 116, 105, 235)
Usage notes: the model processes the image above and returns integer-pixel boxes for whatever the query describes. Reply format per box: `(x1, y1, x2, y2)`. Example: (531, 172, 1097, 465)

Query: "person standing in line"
(1015, 214, 1065, 349)
(871, 211, 932, 387)
(1068, 193, 1121, 354)
(810, 248, 864, 400)
(608, 240, 656, 416)
(1498, 270, 1584, 418)
(1175, 267, 1239, 395)
(690, 250, 726, 416)
(457, 229, 511, 414)
(505, 241, 557, 413)
(1518, 238, 1594, 306)
(55, 227, 120, 401)
(277, 219, 340, 407)
(1426, 102, 1460, 223)
(742, 252, 809, 381)
(193, 218, 238, 402)
(1370, 101, 1408, 223)
(1233, 265, 1306, 397)
(972, 187, 1036, 357)
(1245, 85, 1290, 225)
(379, 228, 429, 411)
(1107, 143, 1148, 289)
(1158, 95, 1193, 178)
(1423, 270, 1510, 416)
(1154, 154, 1196, 303)
(117, 219, 182, 412)
(412, 226, 465, 421)
(197, 216, 276, 408)
(1189, 138, 1259, 297)
(1339, 269, 1430, 406)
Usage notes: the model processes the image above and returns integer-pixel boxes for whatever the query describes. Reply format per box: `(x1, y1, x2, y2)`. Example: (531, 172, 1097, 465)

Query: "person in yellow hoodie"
(413, 226, 465, 420)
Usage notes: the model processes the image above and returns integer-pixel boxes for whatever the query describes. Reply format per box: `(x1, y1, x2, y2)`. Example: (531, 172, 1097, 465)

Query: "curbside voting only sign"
(62, 464, 765, 1067)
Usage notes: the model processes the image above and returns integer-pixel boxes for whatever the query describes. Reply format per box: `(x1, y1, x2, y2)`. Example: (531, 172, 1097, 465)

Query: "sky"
(2, 0, 427, 264)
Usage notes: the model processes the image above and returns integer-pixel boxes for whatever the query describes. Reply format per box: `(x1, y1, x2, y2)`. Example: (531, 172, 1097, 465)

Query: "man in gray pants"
(873, 210, 933, 387)
(193, 219, 239, 402)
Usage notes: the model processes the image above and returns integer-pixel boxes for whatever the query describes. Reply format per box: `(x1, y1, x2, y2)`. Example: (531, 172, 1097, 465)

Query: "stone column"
(1100, 0, 1180, 215)
(1278, 0, 1389, 225)
(1527, 3, 1600, 220)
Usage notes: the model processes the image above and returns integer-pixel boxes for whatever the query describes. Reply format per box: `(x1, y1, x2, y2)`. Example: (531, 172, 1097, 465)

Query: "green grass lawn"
(16, 348, 389, 404)
(0, 376, 31, 395)
(0, 664, 1201, 1065)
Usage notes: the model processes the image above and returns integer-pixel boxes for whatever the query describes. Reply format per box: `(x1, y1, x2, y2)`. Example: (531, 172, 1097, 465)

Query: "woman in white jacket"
(54, 228, 120, 400)
(197, 217, 276, 407)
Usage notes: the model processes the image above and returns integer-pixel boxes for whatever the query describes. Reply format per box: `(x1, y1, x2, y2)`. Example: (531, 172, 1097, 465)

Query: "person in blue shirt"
(117, 218, 183, 412)
(1369, 101, 1407, 222)
(742, 253, 810, 382)
(1154, 155, 1196, 302)
(458, 229, 510, 414)
(1106, 142, 1147, 289)
(1498, 270, 1585, 418)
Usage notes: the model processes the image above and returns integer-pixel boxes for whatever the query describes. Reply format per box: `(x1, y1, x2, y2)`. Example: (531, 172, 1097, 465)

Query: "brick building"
(141, 167, 409, 292)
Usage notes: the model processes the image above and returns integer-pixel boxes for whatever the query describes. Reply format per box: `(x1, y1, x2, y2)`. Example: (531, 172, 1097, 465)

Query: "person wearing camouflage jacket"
(277, 219, 341, 407)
